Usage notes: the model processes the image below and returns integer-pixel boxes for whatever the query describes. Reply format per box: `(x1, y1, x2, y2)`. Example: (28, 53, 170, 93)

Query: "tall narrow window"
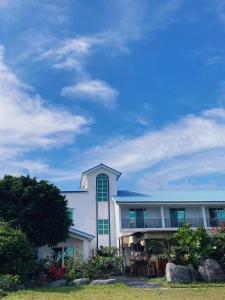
(98, 219, 109, 234)
(67, 208, 74, 222)
(96, 174, 109, 202)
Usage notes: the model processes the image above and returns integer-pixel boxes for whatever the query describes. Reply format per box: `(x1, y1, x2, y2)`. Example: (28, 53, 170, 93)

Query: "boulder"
(50, 279, 67, 288)
(69, 278, 89, 286)
(187, 265, 199, 282)
(166, 263, 197, 284)
(198, 259, 225, 282)
(92, 279, 118, 285)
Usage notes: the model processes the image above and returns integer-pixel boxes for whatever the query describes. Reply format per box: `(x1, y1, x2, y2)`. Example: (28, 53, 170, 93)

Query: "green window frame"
(98, 219, 109, 235)
(53, 246, 74, 265)
(67, 208, 73, 222)
(96, 174, 109, 202)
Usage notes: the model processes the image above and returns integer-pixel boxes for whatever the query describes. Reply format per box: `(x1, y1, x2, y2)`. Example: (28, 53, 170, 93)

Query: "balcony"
(121, 219, 162, 229)
(165, 218, 204, 228)
(206, 218, 225, 227)
(121, 217, 224, 229)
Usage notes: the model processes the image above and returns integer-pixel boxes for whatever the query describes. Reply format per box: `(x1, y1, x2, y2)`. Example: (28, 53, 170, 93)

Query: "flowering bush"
(47, 264, 65, 280)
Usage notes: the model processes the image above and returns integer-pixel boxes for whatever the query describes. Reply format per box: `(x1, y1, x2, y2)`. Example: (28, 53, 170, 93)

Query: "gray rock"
(198, 259, 225, 282)
(187, 265, 199, 282)
(50, 279, 67, 288)
(69, 278, 89, 286)
(92, 279, 118, 285)
(166, 263, 197, 284)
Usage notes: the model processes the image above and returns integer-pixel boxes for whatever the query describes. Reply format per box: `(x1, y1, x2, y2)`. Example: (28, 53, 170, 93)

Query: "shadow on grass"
(22, 283, 126, 295)
(24, 285, 85, 294)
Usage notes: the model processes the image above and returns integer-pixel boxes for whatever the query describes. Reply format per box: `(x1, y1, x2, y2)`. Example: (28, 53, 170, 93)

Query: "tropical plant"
(171, 224, 213, 268)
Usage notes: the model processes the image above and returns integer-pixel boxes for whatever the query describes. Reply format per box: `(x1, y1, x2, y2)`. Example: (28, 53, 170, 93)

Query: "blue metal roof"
(69, 227, 95, 240)
(117, 190, 149, 197)
(62, 191, 88, 193)
(114, 190, 225, 203)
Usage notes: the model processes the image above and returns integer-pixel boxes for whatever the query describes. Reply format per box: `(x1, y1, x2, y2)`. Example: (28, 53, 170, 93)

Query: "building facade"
(38, 163, 225, 265)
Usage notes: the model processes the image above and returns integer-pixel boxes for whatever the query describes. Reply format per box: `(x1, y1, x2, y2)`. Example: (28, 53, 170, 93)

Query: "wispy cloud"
(63, 107, 225, 188)
(206, 55, 225, 66)
(33, 0, 184, 108)
(61, 79, 118, 109)
(138, 148, 225, 190)
(0, 44, 90, 176)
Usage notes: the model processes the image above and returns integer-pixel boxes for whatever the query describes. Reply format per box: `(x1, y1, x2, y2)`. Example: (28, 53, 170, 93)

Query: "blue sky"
(1, 0, 225, 191)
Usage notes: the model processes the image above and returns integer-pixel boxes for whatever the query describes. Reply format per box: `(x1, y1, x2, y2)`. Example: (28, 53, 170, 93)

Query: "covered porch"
(119, 231, 171, 277)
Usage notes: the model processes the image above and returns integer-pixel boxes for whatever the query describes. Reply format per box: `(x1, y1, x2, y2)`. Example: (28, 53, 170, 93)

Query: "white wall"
(63, 166, 119, 251)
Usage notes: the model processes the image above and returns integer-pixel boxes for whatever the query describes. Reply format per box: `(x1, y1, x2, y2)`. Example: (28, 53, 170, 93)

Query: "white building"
(39, 163, 225, 264)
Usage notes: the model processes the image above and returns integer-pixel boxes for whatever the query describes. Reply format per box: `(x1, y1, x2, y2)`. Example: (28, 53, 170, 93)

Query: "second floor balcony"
(121, 217, 225, 229)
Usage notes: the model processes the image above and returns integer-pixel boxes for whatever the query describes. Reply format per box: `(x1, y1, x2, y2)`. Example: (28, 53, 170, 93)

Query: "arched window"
(96, 174, 109, 202)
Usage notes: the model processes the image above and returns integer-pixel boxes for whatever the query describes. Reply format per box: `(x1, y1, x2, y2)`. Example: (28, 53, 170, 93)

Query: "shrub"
(0, 220, 34, 277)
(170, 224, 213, 268)
(210, 223, 225, 269)
(168, 224, 225, 269)
(88, 247, 122, 279)
(64, 256, 89, 281)
(0, 274, 21, 292)
(47, 263, 65, 280)
(64, 247, 122, 281)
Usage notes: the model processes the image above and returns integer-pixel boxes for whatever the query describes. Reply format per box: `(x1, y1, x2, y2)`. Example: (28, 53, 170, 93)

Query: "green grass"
(4, 282, 225, 300)
(150, 277, 225, 288)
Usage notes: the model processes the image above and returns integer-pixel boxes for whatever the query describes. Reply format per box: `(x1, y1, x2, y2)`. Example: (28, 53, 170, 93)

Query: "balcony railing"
(206, 218, 225, 227)
(121, 219, 162, 229)
(165, 218, 204, 228)
(121, 217, 224, 229)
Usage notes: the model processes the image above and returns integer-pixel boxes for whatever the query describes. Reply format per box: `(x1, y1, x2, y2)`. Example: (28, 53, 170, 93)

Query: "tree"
(0, 220, 34, 276)
(0, 175, 72, 247)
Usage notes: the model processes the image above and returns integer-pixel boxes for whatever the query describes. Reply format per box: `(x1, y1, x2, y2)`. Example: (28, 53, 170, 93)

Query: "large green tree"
(0, 175, 72, 247)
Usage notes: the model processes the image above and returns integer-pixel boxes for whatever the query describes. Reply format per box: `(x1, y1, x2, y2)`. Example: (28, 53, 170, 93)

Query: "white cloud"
(35, 0, 184, 108)
(0, 44, 89, 176)
(61, 79, 118, 108)
(138, 149, 225, 190)
(67, 108, 225, 188)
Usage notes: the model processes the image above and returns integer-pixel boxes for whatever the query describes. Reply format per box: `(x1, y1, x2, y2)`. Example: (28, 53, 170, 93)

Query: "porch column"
(160, 206, 165, 228)
(115, 204, 121, 249)
(201, 206, 207, 228)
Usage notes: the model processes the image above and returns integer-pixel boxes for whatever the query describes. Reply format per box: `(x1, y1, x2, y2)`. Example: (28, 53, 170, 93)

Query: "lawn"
(4, 283, 225, 300)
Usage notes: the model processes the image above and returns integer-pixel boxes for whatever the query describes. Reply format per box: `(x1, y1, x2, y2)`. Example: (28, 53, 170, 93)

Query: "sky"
(1, 0, 225, 191)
